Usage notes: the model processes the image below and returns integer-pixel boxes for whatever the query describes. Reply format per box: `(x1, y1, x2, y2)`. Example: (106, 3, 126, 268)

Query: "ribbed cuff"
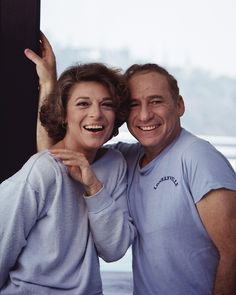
(83, 186, 114, 213)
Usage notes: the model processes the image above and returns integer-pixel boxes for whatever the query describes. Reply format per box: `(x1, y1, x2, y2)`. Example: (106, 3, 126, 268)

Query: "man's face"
(127, 71, 185, 160)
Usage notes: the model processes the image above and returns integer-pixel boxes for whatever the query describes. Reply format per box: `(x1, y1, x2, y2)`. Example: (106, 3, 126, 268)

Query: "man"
(25, 35, 236, 295)
(116, 63, 236, 295)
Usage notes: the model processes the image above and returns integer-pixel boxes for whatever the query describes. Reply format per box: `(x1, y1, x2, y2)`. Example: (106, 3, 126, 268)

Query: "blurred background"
(41, 1, 236, 293)
(41, 0, 236, 137)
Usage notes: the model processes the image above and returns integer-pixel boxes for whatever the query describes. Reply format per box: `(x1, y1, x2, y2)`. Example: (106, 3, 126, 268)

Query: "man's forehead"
(130, 71, 167, 84)
(129, 72, 169, 94)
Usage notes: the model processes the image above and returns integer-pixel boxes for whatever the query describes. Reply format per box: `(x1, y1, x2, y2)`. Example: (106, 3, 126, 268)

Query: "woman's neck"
(53, 138, 98, 164)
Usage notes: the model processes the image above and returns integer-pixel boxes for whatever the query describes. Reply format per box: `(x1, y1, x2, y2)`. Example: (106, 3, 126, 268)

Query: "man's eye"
(151, 99, 161, 105)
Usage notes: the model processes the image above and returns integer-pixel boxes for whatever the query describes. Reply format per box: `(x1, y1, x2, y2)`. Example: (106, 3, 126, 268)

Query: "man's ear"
(177, 95, 185, 117)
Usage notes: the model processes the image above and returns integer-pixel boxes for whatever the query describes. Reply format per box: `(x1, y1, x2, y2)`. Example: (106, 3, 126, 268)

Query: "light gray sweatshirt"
(0, 149, 136, 294)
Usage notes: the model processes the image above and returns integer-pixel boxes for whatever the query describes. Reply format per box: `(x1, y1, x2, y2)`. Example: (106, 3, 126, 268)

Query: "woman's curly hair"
(40, 63, 130, 143)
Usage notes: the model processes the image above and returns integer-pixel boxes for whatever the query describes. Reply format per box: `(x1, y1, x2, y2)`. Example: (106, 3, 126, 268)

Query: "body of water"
(101, 272, 133, 295)
(100, 249, 133, 295)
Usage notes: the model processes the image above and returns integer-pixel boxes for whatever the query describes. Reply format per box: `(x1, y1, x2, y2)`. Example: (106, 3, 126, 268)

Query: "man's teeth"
(139, 125, 158, 131)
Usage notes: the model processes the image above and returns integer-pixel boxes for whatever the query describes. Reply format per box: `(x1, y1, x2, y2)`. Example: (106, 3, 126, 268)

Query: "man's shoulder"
(176, 129, 212, 154)
(180, 129, 235, 175)
(180, 130, 216, 156)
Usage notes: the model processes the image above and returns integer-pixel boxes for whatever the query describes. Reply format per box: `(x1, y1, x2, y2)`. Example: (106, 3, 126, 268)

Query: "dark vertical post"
(0, 0, 40, 182)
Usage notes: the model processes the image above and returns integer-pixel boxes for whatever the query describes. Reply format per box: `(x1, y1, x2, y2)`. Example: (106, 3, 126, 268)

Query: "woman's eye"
(102, 101, 114, 108)
(129, 100, 139, 108)
(76, 101, 89, 107)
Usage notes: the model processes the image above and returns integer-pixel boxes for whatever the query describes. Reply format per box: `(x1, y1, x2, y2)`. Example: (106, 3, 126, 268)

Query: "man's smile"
(138, 124, 161, 131)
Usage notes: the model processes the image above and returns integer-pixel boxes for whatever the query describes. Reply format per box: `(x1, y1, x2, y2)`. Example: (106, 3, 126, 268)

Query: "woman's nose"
(89, 104, 102, 118)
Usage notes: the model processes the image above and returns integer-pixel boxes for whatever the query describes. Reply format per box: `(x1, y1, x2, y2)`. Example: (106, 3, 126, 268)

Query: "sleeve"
(0, 178, 40, 288)
(183, 140, 236, 204)
(84, 152, 137, 262)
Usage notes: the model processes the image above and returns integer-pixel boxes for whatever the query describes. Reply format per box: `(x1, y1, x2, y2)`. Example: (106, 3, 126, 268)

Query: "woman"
(0, 62, 136, 294)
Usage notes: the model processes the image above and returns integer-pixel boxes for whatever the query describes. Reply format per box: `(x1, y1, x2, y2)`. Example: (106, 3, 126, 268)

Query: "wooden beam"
(0, 0, 41, 182)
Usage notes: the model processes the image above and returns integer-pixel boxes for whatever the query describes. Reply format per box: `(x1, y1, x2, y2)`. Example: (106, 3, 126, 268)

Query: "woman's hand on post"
(24, 32, 57, 94)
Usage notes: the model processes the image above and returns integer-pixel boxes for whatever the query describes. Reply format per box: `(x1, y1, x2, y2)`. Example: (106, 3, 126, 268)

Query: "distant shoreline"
(101, 271, 133, 295)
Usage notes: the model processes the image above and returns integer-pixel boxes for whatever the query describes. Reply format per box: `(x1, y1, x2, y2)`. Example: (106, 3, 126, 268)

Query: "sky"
(41, 0, 236, 78)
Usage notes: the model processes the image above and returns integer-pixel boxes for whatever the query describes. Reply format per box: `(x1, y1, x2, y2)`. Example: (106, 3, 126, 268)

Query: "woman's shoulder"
(99, 147, 126, 162)
(93, 148, 127, 173)
(23, 150, 56, 173)
(8, 150, 63, 191)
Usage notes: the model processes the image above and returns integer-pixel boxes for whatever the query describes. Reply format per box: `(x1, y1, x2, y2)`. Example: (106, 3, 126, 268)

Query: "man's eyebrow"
(130, 95, 163, 100)
(148, 95, 163, 99)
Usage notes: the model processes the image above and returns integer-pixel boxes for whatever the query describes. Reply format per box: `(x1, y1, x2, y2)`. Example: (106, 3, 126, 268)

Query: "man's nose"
(139, 105, 152, 122)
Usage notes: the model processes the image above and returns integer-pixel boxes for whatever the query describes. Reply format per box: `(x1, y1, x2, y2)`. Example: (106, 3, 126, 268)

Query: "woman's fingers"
(24, 48, 41, 65)
(49, 149, 88, 165)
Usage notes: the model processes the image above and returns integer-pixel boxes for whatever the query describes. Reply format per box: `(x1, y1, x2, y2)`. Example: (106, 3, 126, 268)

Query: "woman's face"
(64, 81, 115, 153)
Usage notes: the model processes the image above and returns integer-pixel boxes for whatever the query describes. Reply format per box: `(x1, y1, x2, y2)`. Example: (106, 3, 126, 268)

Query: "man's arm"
(24, 32, 57, 151)
(197, 188, 236, 295)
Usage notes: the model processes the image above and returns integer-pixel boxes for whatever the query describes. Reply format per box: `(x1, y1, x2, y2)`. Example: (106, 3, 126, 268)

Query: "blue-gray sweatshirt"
(113, 129, 236, 295)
